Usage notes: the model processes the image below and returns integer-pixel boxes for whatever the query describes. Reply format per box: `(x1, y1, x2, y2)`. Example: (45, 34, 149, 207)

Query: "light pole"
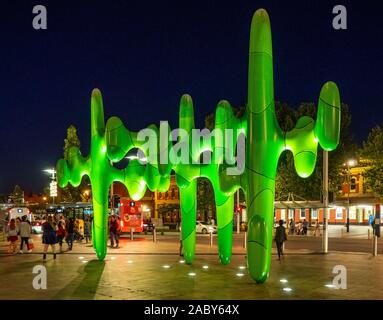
(344, 159, 356, 233)
(236, 189, 240, 234)
(43, 168, 57, 205)
(322, 150, 329, 253)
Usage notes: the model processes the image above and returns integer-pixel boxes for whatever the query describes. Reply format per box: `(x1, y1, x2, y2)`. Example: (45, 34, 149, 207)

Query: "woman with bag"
(6, 219, 18, 254)
(42, 216, 58, 260)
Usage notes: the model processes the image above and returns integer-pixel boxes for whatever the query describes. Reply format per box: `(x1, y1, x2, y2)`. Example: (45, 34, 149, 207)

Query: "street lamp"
(344, 159, 357, 233)
(83, 189, 91, 202)
(43, 168, 57, 204)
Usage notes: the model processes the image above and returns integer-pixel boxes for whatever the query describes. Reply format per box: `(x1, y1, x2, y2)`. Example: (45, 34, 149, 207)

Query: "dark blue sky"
(0, 0, 382, 193)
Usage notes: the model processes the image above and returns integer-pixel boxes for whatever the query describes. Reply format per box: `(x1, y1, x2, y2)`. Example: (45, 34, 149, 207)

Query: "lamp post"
(43, 168, 57, 205)
(322, 150, 329, 253)
(344, 159, 356, 233)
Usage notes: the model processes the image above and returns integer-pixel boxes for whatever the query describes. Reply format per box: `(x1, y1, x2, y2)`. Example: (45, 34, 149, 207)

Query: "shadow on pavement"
(53, 260, 105, 300)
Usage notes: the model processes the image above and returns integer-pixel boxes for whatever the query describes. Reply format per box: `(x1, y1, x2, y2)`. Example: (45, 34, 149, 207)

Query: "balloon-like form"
(56, 8, 340, 283)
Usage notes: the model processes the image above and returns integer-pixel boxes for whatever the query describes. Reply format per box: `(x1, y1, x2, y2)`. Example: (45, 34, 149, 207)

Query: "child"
(7, 219, 18, 254)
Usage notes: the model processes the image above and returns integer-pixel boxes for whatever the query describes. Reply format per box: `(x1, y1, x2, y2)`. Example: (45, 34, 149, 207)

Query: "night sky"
(0, 0, 382, 193)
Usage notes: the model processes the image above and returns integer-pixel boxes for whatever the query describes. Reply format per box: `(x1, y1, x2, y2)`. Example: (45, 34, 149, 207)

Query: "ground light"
(78, 256, 84, 260)
(238, 266, 246, 270)
(188, 272, 196, 277)
(325, 284, 336, 288)
(280, 279, 288, 283)
(127, 260, 133, 264)
(236, 273, 244, 277)
(111, 257, 116, 260)
(162, 265, 171, 269)
(283, 288, 292, 292)
(179, 260, 185, 264)
(202, 265, 209, 270)
(82, 260, 88, 264)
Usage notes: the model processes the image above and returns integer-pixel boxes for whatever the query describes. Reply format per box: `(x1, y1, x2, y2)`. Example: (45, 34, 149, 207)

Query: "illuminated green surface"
(56, 8, 340, 283)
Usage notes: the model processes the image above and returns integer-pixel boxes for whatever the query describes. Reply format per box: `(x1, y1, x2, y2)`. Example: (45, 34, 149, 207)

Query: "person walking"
(56, 220, 66, 253)
(289, 219, 295, 235)
(42, 216, 57, 260)
(109, 215, 120, 248)
(66, 218, 75, 250)
(313, 219, 321, 236)
(84, 217, 91, 244)
(302, 219, 308, 236)
(275, 219, 287, 260)
(6, 219, 18, 254)
(297, 220, 303, 235)
(19, 215, 32, 253)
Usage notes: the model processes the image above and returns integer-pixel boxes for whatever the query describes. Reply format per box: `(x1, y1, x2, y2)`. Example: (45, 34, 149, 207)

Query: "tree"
(10, 185, 24, 204)
(60, 125, 90, 202)
(275, 102, 357, 200)
(360, 126, 383, 196)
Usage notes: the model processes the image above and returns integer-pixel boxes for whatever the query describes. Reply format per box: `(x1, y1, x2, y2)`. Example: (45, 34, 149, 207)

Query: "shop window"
(349, 207, 356, 220)
(336, 207, 343, 219)
(280, 209, 286, 222)
(288, 209, 294, 219)
(311, 209, 318, 220)
(300, 209, 306, 219)
(350, 178, 356, 191)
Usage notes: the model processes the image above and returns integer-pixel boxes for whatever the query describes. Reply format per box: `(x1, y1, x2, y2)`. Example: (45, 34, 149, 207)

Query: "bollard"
(243, 232, 247, 249)
(209, 232, 213, 246)
(130, 228, 134, 240)
(373, 235, 378, 256)
(368, 229, 370, 240)
(153, 228, 157, 243)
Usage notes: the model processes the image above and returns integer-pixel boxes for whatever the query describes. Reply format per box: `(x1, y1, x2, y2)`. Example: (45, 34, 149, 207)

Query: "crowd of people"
(287, 218, 321, 236)
(4, 213, 124, 259)
(4, 214, 92, 260)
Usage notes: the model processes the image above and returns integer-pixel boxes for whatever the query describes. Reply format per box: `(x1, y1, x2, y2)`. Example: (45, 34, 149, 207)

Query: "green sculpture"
(56, 8, 340, 283)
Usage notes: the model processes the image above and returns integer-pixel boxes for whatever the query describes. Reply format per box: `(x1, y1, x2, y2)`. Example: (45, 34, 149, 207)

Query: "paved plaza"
(0, 230, 383, 300)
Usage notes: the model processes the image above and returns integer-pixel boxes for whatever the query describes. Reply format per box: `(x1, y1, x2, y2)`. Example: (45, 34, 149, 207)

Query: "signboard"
(50, 181, 57, 197)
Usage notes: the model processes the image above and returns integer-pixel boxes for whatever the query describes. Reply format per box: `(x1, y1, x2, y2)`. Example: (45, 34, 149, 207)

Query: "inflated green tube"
(56, 8, 340, 283)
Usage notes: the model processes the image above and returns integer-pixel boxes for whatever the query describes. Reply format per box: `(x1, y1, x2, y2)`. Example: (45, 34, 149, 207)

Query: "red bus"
(119, 199, 144, 233)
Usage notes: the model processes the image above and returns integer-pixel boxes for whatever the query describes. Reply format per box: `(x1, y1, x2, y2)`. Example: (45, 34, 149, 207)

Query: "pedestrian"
(297, 220, 303, 235)
(6, 219, 18, 254)
(56, 220, 66, 253)
(84, 216, 91, 244)
(42, 216, 57, 260)
(302, 219, 308, 235)
(59, 215, 66, 229)
(109, 215, 120, 248)
(15, 217, 21, 230)
(313, 219, 321, 236)
(19, 215, 32, 253)
(275, 220, 287, 260)
(66, 218, 75, 250)
(289, 219, 295, 235)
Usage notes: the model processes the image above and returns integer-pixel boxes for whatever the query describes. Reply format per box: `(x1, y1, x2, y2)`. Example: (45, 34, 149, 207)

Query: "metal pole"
(373, 203, 381, 256)
(243, 231, 247, 249)
(209, 231, 213, 246)
(110, 160, 114, 215)
(153, 227, 157, 243)
(130, 228, 134, 240)
(346, 164, 350, 232)
(322, 150, 328, 253)
(236, 190, 240, 234)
